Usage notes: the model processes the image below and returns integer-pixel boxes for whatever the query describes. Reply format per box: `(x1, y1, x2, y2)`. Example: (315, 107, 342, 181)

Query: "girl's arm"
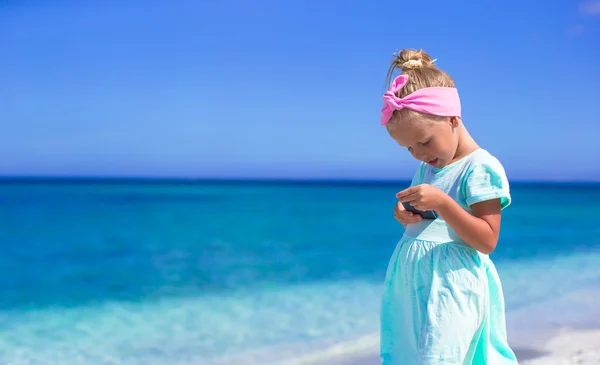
(436, 196, 502, 254)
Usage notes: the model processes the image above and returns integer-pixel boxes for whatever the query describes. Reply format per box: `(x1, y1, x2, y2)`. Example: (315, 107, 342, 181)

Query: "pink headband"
(380, 74, 461, 125)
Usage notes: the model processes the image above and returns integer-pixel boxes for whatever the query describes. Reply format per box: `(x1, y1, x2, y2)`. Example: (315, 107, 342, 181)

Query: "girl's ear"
(450, 116, 460, 128)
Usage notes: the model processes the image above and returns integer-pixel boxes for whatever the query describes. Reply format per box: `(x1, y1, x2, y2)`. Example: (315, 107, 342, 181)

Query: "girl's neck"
(451, 126, 480, 164)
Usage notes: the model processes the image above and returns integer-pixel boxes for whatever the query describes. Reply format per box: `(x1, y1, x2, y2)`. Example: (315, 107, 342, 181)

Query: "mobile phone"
(401, 201, 438, 220)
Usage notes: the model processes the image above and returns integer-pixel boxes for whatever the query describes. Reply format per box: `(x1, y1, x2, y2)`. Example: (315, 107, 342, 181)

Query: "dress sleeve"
(463, 157, 511, 209)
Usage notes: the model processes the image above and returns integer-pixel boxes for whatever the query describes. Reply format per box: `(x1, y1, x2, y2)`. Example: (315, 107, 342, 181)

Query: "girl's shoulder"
(462, 149, 508, 173)
(459, 149, 511, 209)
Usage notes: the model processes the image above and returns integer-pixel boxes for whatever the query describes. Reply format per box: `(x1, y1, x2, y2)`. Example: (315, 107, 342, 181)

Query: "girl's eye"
(421, 140, 431, 146)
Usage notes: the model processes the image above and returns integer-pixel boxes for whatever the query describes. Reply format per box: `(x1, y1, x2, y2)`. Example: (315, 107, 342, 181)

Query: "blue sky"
(1, 0, 599, 181)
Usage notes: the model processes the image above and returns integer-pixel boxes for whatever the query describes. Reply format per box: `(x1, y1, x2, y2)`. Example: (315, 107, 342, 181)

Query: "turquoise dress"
(380, 149, 518, 365)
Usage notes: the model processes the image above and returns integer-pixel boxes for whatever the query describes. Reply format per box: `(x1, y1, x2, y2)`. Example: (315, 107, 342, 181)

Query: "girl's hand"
(395, 184, 449, 211)
(394, 200, 422, 226)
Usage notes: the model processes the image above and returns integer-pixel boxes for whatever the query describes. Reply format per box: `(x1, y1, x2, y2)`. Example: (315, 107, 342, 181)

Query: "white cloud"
(580, 0, 600, 15)
(568, 24, 585, 35)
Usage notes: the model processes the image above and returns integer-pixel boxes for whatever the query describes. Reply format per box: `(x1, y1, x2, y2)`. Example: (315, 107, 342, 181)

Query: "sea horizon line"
(0, 175, 598, 187)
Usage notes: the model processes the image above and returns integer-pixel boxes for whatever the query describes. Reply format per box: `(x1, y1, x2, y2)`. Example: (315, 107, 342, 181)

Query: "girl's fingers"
(397, 210, 416, 218)
(397, 192, 418, 203)
(396, 210, 422, 223)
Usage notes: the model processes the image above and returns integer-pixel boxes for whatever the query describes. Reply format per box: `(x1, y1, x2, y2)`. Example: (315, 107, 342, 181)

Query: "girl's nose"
(412, 149, 426, 160)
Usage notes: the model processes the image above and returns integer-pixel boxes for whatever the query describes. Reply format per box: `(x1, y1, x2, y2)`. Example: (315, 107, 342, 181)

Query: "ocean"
(0, 180, 599, 365)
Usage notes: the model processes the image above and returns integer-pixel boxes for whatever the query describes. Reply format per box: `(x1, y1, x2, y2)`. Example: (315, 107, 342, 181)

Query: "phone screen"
(401, 201, 438, 220)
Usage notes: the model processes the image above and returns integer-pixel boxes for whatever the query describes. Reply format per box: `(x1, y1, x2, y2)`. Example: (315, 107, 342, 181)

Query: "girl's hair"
(385, 49, 456, 128)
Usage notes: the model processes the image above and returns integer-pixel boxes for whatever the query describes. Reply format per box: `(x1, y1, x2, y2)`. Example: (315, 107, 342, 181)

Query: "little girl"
(379, 49, 519, 365)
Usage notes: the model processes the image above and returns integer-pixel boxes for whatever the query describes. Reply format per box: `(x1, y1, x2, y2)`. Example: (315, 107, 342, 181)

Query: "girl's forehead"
(405, 121, 432, 136)
(391, 120, 435, 144)
(396, 121, 435, 140)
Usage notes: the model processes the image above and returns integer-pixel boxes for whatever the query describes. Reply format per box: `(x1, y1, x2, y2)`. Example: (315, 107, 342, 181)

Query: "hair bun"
(393, 49, 436, 72)
(401, 59, 424, 69)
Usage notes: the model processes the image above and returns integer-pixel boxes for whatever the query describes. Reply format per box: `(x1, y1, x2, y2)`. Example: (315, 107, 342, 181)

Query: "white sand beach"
(277, 327, 600, 365)
(520, 328, 600, 365)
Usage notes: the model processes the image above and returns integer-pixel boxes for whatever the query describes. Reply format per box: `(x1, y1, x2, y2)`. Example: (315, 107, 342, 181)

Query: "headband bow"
(380, 74, 461, 125)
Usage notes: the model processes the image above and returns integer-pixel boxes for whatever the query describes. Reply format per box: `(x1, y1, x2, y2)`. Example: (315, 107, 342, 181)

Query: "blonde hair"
(384, 49, 456, 128)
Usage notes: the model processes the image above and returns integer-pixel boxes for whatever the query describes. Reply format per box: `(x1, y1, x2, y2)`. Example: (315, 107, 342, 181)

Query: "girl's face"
(388, 117, 460, 169)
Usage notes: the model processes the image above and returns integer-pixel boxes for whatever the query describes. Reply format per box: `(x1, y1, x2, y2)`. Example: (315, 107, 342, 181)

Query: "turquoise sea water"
(0, 180, 599, 365)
